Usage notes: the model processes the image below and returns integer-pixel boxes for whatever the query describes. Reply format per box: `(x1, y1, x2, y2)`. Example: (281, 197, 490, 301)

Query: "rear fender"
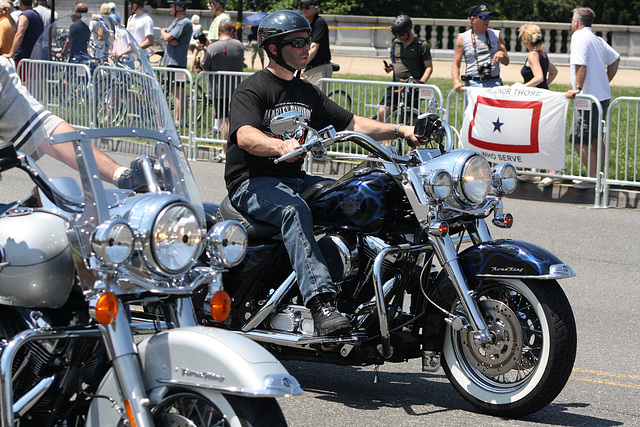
(458, 239, 575, 281)
(86, 326, 301, 426)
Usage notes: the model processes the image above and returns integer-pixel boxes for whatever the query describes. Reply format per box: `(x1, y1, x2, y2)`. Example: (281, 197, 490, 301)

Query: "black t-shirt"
(307, 14, 331, 68)
(224, 69, 354, 193)
(69, 20, 91, 59)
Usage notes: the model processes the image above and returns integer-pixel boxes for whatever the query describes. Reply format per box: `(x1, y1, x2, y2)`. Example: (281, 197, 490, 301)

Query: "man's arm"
(38, 121, 122, 183)
(566, 64, 586, 99)
(161, 28, 178, 46)
(451, 35, 464, 93)
(420, 59, 433, 83)
(607, 56, 620, 82)
(4, 14, 27, 58)
(494, 34, 509, 66)
(348, 115, 419, 146)
(139, 34, 153, 50)
(236, 125, 303, 162)
(307, 42, 319, 63)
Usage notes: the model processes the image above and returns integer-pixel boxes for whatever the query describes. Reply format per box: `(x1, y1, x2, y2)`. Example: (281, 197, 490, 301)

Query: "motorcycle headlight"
(423, 169, 453, 201)
(492, 163, 518, 195)
(460, 155, 492, 204)
(152, 203, 203, 274)
(92, 220, 134, 265)
(207, 220, 247, 267)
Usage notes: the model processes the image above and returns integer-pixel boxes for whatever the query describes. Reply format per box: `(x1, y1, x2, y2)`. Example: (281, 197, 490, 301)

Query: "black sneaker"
(308, 293, 352, 336)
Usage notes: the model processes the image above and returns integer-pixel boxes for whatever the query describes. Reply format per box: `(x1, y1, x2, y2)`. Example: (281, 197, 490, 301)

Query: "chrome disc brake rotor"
(459, 298, 523, 376)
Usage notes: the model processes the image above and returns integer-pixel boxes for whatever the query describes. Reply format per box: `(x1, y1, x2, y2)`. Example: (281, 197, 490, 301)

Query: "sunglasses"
(280, 37, 311, 48)
(393, 30, 408, 38)
(478, 15, 489, 20)
(298, 4, 310, 9)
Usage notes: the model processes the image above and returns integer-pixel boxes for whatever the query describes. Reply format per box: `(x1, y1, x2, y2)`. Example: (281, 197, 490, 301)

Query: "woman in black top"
(518, 24, 558, 89)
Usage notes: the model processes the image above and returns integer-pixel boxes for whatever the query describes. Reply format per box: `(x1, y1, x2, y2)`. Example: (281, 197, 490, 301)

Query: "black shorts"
(379, 84, 421, 111)
(570, 99, 610, 145)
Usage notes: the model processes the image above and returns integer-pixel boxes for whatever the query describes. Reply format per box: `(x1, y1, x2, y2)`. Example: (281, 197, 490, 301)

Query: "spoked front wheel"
(442, 278, 576, 418)
(152, 391, 287, 427)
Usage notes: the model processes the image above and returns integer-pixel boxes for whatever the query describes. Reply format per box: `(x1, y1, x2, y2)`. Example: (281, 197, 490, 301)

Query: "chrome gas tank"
(0, 210, 75, 308)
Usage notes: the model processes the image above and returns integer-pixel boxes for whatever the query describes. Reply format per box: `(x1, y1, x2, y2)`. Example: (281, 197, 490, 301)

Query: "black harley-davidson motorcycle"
(197, 107, 577, 418)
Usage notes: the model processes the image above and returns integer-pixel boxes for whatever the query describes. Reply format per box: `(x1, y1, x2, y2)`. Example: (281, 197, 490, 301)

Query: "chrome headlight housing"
(92, 220, 134, 265)
(492, 163, 518, 195)
(152, 203, 204, 274)
(207, 220, 247, 267)
(457, 154, 492, 205)
(423, 169, 453, 201)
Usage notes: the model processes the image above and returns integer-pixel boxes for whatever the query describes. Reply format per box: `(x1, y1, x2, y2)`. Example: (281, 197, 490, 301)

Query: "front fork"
(430, 220, 493, 343)
(98, 300, 155, 427)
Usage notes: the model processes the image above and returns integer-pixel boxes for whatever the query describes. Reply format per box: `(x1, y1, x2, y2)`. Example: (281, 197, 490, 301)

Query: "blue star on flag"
(493, 117, 504, 132)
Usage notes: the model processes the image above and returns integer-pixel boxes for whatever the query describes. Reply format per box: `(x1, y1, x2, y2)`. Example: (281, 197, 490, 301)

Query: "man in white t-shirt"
(126, 0, 154, 57)
(33, 0, 55, 26)
(565, 7, 620, 186)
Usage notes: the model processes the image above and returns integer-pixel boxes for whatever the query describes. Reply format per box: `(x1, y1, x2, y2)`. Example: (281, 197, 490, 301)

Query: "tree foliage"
(178, 0, 640, 25)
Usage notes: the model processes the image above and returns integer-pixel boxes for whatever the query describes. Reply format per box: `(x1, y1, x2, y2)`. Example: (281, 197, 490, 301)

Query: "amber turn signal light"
(210, 290, 231, 322)
(95, 292, 119, 325)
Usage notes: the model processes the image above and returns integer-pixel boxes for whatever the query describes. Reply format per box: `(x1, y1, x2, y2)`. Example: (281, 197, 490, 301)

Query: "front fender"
(458, 239, 575, 280)
(86, 327, 301, 426)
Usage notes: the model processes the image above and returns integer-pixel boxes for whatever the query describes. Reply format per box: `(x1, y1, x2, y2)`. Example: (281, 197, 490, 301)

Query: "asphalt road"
(1, 153, 639, 426)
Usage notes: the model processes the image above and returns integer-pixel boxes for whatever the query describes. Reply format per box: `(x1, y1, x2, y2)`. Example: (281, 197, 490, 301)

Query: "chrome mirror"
(270, 111, 303, 135)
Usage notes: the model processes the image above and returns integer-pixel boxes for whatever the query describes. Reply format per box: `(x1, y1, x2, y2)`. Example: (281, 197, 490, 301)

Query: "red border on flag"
(468, 96, 542, 153)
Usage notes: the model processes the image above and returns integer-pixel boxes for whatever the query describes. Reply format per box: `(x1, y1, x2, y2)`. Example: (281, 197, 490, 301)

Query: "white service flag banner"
(460, 84, 569, 170)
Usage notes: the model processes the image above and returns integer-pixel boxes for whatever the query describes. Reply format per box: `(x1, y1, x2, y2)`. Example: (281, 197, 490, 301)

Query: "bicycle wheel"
(327, 89, 352, 111)
(385, 106, 421, 126)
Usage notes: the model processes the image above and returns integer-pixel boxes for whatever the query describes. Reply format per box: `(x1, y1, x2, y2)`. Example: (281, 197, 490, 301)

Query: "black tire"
(385, 106, 420, 126)
(442, 278, 577, 418)
(152, 390, 287, 427)
(327, 89, 352, 111)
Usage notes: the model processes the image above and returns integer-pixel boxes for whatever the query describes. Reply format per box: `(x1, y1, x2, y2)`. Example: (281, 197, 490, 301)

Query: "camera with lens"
(477, 62, 492, 81)
(194, 33, 207, 45)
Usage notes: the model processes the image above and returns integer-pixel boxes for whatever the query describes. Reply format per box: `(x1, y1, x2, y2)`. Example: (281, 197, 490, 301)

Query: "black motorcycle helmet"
(258, 10, 311, 72)
(167, 0, 191, 12)
(391, 14, 412, 35)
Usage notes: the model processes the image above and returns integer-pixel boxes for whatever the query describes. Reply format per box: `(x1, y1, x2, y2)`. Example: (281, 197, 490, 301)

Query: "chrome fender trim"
(86, 327, 302, 426)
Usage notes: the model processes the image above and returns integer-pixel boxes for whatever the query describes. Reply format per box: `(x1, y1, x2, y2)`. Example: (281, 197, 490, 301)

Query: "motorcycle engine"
(316, 232, 359, 284)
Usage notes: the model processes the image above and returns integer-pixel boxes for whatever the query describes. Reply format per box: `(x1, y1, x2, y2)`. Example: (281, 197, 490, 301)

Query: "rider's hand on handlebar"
(276, 138, 305, 163)
(397, 124, 421, 148)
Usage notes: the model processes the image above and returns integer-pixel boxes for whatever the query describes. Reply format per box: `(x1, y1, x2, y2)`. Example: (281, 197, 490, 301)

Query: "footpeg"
(422, 351, 441, 372)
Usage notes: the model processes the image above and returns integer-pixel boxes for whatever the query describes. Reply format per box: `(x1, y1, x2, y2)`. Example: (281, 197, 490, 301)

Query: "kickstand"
(373, 365, 380, 384)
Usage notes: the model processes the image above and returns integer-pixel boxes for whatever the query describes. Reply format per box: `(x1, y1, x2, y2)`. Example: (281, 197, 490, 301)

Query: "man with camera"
(452, 4, 509, 92)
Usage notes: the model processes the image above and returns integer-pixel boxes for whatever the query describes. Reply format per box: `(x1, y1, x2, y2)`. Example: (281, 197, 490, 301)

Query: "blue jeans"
(466, 77, 503, 88)
(230, 175, 335, 306)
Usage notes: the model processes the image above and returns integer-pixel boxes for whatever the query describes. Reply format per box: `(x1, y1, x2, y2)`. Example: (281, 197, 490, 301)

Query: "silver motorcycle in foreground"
(0, 126, 302, 426)
(201, 106, 578, 418)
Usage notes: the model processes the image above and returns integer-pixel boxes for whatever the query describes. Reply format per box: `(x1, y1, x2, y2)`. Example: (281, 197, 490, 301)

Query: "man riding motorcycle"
(223, 10, 421, 336)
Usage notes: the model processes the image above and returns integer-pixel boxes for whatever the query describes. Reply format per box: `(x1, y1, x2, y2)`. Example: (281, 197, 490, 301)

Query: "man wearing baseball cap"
(451, 4, 509, 92)
(299, 0, 332, 85)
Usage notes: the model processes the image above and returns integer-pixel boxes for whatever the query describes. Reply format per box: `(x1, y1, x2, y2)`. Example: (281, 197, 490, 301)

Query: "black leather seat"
(217, 179, 335, 241)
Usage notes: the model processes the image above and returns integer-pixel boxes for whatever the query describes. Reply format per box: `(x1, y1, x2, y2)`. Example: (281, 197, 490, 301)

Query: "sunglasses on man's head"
(280, 37, 311, 48)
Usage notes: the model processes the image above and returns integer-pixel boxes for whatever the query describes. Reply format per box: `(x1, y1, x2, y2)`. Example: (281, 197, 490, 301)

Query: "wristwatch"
(394, 123, 403, 138)
(576, 86, 582, 92)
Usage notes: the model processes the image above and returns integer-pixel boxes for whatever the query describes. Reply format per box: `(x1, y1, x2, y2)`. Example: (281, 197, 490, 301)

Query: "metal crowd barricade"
(152, 66, 193, 142)
(603, 97, 640, 206)
(18, 59, 92, 130)
(190, 71, 251, 161)
(317, 78, 444, 157)
(92, 65, 172, 132)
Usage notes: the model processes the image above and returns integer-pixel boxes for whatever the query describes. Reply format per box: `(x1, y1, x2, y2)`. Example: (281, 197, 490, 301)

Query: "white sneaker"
(572, 180, 596, 189)
(537, 177, 559, 187)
